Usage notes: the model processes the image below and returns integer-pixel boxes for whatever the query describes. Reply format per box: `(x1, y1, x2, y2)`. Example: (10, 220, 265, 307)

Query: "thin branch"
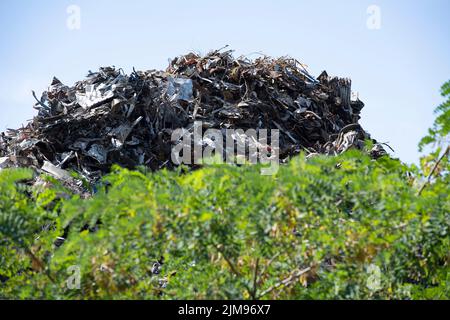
(258, 252, 280, 285)
(251, 258, 260, 300)
(417, 145, 449, 196)
(23, 246, 56, 283)
(218, 249, 241, 277)
(257, 267, 311, 299)
(215, 245, 253, 296)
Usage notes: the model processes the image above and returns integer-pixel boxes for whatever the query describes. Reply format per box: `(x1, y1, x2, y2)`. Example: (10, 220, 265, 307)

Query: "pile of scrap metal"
(0, 48, 386, 190)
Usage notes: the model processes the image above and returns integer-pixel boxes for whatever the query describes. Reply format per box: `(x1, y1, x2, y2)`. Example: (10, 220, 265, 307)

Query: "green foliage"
(417, 80, 449, 202)
(0, 151, 448, 300)
(419, 80, 450, 151)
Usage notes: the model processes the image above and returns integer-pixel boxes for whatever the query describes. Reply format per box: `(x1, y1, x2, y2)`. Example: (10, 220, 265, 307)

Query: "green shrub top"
(0, 150, 448, 300)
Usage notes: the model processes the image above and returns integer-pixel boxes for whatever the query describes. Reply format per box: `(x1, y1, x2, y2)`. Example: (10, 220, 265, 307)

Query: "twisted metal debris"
(0, 48, 386, 188)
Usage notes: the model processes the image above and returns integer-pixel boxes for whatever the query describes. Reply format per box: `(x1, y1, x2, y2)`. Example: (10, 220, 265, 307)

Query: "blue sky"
(0, 0, 449, 164)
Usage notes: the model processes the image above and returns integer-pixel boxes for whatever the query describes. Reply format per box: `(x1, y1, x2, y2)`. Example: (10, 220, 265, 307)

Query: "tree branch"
(417, 145, 449, 196)
(257, 267, 311, 299)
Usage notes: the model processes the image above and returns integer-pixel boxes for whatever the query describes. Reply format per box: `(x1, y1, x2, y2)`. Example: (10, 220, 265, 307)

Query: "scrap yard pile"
(0, 48, 385, 188)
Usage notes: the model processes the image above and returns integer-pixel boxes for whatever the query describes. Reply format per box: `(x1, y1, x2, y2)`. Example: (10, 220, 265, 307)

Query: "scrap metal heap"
(0, 48, 386, 188)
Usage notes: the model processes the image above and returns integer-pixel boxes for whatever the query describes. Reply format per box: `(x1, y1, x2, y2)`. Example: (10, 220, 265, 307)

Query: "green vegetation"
(0, 82, 449, 300)
(419, 81, 450, 152)
(0, 150, 448, 300)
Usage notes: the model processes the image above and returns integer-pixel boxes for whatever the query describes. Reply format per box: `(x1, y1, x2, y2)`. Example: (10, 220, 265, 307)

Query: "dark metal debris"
(0, 48, 385, 190)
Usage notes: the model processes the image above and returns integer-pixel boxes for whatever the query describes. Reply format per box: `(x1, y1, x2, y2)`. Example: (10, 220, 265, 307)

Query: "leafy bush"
(0, 150, 448, 300)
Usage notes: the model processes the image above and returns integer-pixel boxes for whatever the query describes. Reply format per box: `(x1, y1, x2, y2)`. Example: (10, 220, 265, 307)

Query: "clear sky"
(0, 0, 449, 164)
